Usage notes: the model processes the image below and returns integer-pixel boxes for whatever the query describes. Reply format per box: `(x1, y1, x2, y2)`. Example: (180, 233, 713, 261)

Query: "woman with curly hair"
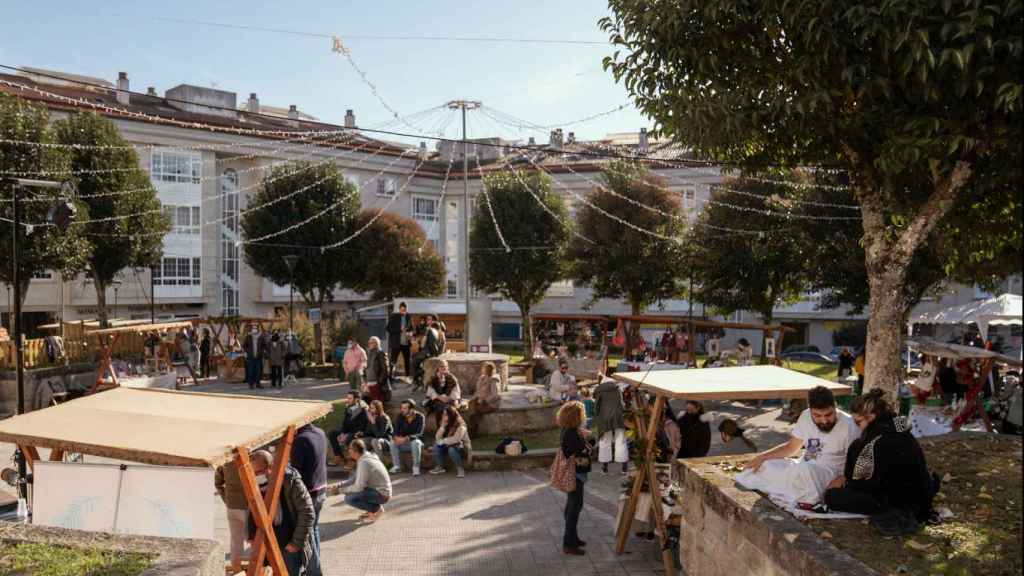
(557, 400, 592, 556)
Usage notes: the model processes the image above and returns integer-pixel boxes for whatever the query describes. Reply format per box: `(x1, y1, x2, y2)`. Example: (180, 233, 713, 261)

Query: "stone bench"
(407, 400, 560, 437)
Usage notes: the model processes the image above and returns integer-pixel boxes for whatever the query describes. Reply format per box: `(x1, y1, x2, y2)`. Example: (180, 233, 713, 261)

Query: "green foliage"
(241, 161, 361, 306)
(348, 210, 445, 302)
(687, 177, 815, 323)
(567, 161, 688, 313)
(52, 112, 170, 325)
(471, 170, 572, 353)
(0, 542, 153, 576)
(0, 93, 91, 303)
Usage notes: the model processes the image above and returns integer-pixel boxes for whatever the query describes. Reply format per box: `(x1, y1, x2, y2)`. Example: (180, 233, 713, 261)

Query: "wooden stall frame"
(87, 321, 197, 394)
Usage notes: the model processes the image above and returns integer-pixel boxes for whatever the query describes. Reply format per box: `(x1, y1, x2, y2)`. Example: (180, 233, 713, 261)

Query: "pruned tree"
(53, 112, 170, 327)
(470, 169, 573, 357)
(568, 161, 688, 314)
(349, 210, 446, 302)
(0, 92, 91, 331)
(242, 161, 360, 362)
(602, 0, 1023, 401)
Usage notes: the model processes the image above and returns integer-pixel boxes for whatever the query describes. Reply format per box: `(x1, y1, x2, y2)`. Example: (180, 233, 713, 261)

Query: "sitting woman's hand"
(827, 475, 846, 490)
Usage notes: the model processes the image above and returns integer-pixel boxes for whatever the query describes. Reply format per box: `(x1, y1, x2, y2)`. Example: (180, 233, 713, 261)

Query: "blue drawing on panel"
(53, 497, 100, 530)
(141, 497, 191, 537)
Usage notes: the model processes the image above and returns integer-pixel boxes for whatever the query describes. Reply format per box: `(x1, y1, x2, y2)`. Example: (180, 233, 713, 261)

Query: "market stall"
(613, 315, 793, 367)
(911, 293, 1023, 355)
(191, 316, 279, 382)
(87, 321, 196, 392)
(0, 387, 331, 576)
(610, 365, 852, 576)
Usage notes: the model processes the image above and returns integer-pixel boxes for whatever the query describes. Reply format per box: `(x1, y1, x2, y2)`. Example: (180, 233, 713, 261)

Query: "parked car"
(783, 344, 821, 354)
(780, 351, 837, 363)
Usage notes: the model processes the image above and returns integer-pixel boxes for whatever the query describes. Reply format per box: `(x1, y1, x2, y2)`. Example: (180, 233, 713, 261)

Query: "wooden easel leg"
(17, 445, 39, 473)
(615, 390, 647, 553)
(644, 396, 676, 576)
(241, 426, 296, 576)
(236, 448, 287, 576)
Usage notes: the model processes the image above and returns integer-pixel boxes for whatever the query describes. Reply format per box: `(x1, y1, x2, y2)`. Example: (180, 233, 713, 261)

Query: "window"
(375, 176, 398, 197)
(412, 197, 438, 221)
(154, 257, 202, 286)
(220, 170, 240, 316)
(32, 271, 54, 280)
(447, 280, 458, 297)
(163, 204, 201, 234)
(682, 187, 696, 212)
(151, 150, 201, 184)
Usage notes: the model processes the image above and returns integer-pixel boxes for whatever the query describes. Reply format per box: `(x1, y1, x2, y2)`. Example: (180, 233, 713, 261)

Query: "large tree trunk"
(863, 269, 908, 408)
(94, 278, 109, 328)
(518, 300, 533, 361)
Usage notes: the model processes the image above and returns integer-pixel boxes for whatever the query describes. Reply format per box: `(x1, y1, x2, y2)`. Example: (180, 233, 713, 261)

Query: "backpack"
(495, 437, 528, 455)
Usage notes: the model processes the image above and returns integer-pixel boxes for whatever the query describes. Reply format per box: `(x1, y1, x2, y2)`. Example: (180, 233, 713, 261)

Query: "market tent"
(911, 293, 1022, 340)
(0, 387, 330, 467)
(612, 364, 852, 400)
(0, 388, 331, 576)
(908, 338, 1023, 367)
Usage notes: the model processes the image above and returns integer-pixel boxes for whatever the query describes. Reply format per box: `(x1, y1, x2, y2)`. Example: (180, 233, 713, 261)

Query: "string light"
(473, 153, 511, 253)
(331, 36, 424, 134)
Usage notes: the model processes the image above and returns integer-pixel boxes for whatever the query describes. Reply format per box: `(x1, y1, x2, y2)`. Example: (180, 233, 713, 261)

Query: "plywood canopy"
(908, 338, 1023, 367)
(0, 388, 331, 467)
(612, 365, 851, 401)
(88, 320, 195, 337)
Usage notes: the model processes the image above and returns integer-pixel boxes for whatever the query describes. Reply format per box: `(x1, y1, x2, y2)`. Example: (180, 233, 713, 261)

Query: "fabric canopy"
(907, 338, 1023, 367)
(911, 294, 1022, 339)
(0, 388, 331, 467)
(612, 365, 851, 400)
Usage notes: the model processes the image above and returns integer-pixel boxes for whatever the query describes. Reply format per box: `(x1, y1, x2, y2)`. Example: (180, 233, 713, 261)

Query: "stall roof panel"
(612, 365, 851, 400)
(0, 388, 331, 467)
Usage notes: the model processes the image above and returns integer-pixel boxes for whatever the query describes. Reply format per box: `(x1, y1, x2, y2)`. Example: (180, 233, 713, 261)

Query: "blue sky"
(2, 1, 648, 145)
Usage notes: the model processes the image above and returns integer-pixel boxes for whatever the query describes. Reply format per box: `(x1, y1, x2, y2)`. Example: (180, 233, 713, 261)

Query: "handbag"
(549, 448, 577, 493)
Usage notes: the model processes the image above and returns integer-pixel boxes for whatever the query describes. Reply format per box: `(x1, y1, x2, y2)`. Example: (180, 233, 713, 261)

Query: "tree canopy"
(348, 209, 445, 302)
(53, 112, 170, 326)
(470, 169, 573, 355)
(602, 0, 1023, 400)
(567, 161, 689, 314)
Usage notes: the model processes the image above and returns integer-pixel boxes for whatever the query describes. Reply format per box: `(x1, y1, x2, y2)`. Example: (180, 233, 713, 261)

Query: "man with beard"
(736, 386, 859, 506)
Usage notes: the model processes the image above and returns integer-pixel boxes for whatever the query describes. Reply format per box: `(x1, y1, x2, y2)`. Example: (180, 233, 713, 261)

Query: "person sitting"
(328, 391, 368, 467)
(343, 439, 392, 524)
(362, 400, 393, 455)
(676, 400, 712, 459)
(824, 389, 939, 534)
(548, 359, 577, 402)
(718, 418, 758, 452)
(388, 400, 425, 476)
(467, 362, 502, 436)
(424, 359, 461, 428)
(429, 405, 470, 478)
(736, 386, 860, 506)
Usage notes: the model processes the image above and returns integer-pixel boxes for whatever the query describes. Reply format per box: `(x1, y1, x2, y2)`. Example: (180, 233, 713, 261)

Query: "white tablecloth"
(908, 405, 986, 437)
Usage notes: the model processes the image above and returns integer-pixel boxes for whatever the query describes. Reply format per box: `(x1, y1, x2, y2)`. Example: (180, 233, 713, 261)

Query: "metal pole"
(462, 103, 471, 351)
(10, 182, 27, 502)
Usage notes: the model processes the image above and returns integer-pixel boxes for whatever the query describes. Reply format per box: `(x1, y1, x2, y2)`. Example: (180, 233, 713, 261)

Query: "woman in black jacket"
(676, 401, 712, 459)
(557, 401, 592, 556)
(824, 389, 938, 533)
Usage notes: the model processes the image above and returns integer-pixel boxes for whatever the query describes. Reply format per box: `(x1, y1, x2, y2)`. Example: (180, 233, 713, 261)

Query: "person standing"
(386, 302, 413, 379)
(410, 315, 441, 388)
(557, 401, 591, 556)
(269, 331, 285, 388)
(199, 328, 212, 379)
(343, 336, 368, 393)
(854, 350, 866, 395)
(344, 439, 392, 523)
(364, 337, 390, 403)
(248, 450, 318, 576)
(289, 424, 327, 576)
(467, 362, 502, 436)
(389, 400, 425, 476)
(837, 348, 855, 378)
(594, 376, 628, 475)
(215, 463, 249, 573)
(243, 324, 265, 390)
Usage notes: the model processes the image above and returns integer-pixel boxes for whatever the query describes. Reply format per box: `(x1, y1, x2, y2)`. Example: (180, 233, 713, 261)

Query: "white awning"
(911, 294, 1022, 339)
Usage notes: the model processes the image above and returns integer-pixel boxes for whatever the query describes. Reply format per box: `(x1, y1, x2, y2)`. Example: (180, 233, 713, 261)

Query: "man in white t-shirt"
(736, 386, 859, 506)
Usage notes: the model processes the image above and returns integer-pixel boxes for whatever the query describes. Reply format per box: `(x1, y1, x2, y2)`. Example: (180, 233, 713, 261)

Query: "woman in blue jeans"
(429, 405, 470, 478)
(558, 401, 592, 556)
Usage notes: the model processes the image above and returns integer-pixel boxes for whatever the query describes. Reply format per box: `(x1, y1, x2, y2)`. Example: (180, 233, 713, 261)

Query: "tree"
(53, 112, 170, 327)
(568, 161, 689, 315)
(470, 170, 573, 357)
(242, 161, 360, 362)
(0, 92, 91, 330)
(687, 178, 815, 328)
(348, 210, 446, 302)
(602, 1, 1023, 401)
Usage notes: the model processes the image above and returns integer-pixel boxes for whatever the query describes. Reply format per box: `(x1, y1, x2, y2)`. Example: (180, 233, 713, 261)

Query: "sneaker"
(562, 546, 586, 556)
(389, 466, 401, 474)
(601, 463, 609, 475)
(412, 467, 421, 477)
(456, 467, 466, 478)
(428, 466, 446, 475)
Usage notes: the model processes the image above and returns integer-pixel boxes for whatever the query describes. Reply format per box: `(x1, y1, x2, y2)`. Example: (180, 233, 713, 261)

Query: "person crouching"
(344, 439, 393, 523)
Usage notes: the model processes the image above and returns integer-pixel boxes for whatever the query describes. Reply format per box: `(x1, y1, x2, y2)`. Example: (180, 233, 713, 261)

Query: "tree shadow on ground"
(318, 518, 361, 543)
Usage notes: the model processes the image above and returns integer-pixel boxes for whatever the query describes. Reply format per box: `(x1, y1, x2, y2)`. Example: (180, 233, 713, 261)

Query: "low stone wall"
(0, 363, 94, 416)
(413, 401, 559, 437)
(427, 352, 510, 395)
(677, 455, 877, 576)
(0, 522, 222, 576)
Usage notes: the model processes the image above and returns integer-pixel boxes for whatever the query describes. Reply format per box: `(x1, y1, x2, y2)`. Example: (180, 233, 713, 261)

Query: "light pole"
(4, 177, 76, 510)
(446, 99, 481, 351)
(282, 255, 300, 334)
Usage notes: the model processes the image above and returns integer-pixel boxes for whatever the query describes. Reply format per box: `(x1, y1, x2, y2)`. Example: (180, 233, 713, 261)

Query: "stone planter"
(426, 352, 510, 396)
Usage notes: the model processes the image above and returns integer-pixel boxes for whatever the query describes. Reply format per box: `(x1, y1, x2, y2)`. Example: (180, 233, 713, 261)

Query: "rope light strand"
(492, 151, 594, 244)
(331, 36, 423, 134)
(473, 154, 511, 253)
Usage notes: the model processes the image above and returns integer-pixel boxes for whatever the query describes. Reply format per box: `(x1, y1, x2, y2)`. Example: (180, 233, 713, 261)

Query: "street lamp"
(3, 177, 76, 513)
(282, 255, 300, 334)
(111, 280, 122, 323)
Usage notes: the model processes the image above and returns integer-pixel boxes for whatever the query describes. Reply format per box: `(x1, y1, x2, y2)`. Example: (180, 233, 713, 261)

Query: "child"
(580, 387, 596, 430)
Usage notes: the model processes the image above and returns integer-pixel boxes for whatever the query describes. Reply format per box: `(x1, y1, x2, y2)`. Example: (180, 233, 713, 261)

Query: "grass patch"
(783, 360, 839, 380)
(472, 429, 562, 452)
(806, 435, 1023, 576)
(312, 400, 346, 433)
(0, 542, 152, 576)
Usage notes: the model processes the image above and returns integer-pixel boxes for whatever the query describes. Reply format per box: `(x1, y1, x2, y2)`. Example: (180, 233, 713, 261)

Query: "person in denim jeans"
(344, 440, 392, 523)
(557, 401, 592, 556)
(389, 400, 425, 476)
(429, 405, 469, 478)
